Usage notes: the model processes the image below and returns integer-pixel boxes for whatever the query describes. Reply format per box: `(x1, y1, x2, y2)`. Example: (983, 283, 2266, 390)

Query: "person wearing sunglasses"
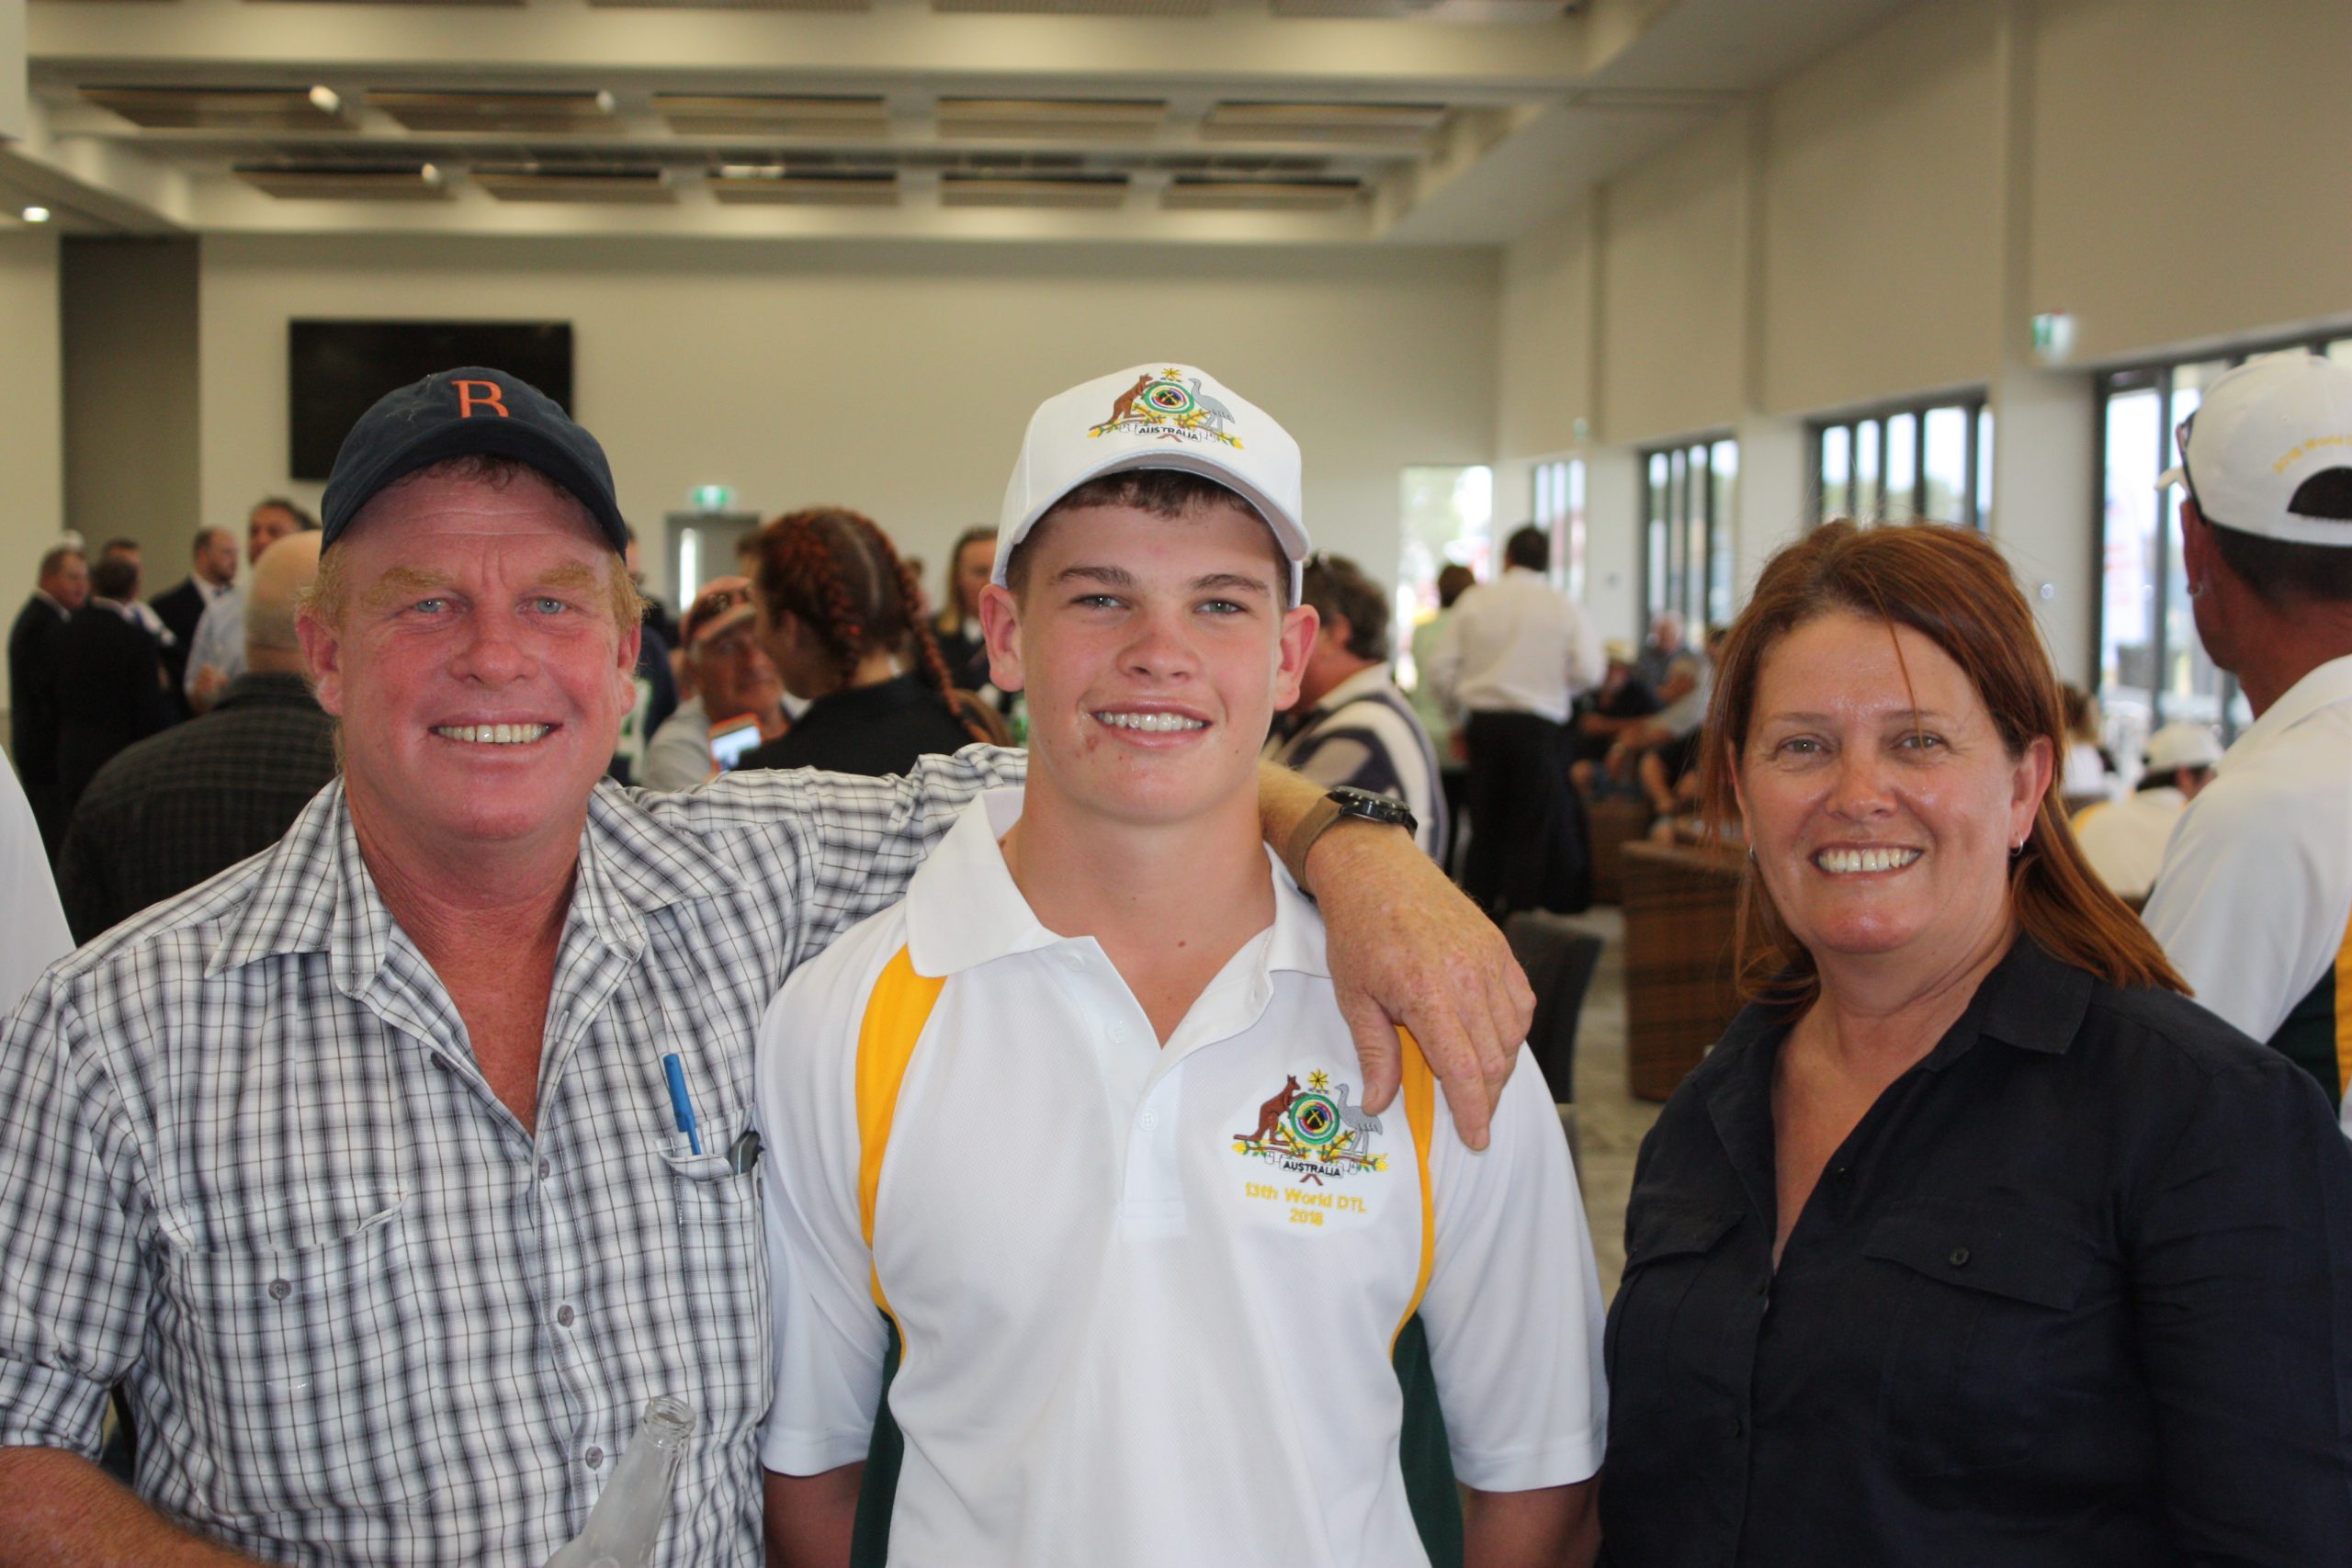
(642, 577, 797, 790)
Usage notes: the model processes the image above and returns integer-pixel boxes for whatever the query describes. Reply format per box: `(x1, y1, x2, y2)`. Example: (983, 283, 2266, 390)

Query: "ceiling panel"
(934, 97, 1165, 141)
(709, 167, 900, 203)
(370, 90, 618, 134)
(653, 93, 890, 137)
(939, 171, 1129, 207)
(473, 164, 674, 201)
(1161, 175, 1362, 209)
(1202, 101, 1448, 142)
(82, 85, 350, 131)
(233, 161, 450, 199)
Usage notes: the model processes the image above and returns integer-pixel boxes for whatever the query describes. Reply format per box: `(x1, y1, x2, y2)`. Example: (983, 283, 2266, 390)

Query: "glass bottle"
(544, 1396, 697, 1568)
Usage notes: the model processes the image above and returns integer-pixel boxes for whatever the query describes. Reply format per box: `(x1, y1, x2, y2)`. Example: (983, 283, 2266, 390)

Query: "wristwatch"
(1283, 786, 1418, 896)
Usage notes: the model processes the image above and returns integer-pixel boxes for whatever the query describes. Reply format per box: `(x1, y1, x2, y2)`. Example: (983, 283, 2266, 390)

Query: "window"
(1637, 437, 1736, 634)
(1532, 457, 1588, 603)
(2094, 332, 2350, 751)
(1812, 393, 1992, 528)
(1395, 464, 1493, 691)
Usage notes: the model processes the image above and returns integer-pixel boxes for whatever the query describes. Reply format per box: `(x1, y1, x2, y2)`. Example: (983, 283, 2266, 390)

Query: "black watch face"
(1330, 788, 1414, 829)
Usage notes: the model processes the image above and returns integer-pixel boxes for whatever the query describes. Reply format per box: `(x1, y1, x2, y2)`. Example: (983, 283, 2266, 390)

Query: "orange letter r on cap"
(453, 379, 511, 419)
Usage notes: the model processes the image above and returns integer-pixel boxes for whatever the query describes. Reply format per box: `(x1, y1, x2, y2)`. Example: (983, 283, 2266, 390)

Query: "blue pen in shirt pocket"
(662, 1053, 703, 1156)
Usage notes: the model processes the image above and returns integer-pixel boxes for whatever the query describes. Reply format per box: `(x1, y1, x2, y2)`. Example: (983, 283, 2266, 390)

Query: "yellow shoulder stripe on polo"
(1391, 1029, 1438, 1352)
(2333, 911, 2352, 1110)
(856, 945, 945, 1323)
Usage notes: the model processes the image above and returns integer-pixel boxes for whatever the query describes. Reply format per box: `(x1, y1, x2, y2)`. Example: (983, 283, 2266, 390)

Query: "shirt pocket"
(1606, 1204, 1742, 1440)
(160, 1198, 439, 1519)
(1862, 1200, 2097, 1477)
(660, 1147, 768, 1433)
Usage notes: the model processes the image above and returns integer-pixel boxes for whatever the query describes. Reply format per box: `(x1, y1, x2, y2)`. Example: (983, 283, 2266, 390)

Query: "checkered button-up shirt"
(0, 752, 1016, 1567)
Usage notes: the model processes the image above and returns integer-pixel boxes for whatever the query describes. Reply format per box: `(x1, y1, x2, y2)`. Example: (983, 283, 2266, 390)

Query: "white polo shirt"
(1424, 567, 1604, 726)
(2143, 654, 2352, 1129)
(2071, 785, 2188, 904)
(755, 789, 1605, 1567)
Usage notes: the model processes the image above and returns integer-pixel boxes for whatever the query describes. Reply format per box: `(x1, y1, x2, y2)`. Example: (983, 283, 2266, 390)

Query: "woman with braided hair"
(738, 506, 1007, 778)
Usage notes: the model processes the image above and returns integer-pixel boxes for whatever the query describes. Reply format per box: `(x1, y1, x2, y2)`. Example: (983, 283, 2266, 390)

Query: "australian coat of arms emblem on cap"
(1091, 367, 1245, 450)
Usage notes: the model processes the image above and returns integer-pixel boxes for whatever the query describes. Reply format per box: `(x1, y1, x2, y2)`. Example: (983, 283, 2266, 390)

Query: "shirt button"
(1139, 1111, 1159, 1129)
(556, 1304, 576, 1327)
(1948, 1247, 1971, 1269)
(429, 1055, 456, 1074)
(584, 1447, 604, 1470)
(538, 1158, 553, 1180)
(1108, 1024, 1129, 1045)
(1724, 1416, 1745, 1439)
(267, 1278, 292, 1302)
(1061, 951, 1084, 972)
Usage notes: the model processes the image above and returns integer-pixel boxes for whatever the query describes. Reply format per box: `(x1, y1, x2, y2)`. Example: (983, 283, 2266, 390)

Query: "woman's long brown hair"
(1698, 520, 2186, 1010)
(752, 506, 998, 747)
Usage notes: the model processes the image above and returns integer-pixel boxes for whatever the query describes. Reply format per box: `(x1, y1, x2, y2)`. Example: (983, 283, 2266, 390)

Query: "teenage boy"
(756, 365, 1606, 1568)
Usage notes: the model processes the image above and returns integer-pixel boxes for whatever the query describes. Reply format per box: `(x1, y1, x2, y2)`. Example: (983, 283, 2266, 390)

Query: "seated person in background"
(2059, 682, 2119, 801)
(2072, 721, 2222, 904)
(928, 525, 999, 696)
(47, 554, 175, 827)
(55, 532, 334, 942)
(1566, 638, 1660, 773)
(1587, 650, 1706, 808)
(641, 575, 797, 791)
(1267, 552, 1447, 863)
(739, 506, 1001, 778)
(758, 362, 1604, 1568)
(1634, 608, 1686, 692)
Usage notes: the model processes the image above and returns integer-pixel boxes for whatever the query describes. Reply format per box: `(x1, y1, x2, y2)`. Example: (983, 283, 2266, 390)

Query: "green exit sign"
(690, 483, 734, 513)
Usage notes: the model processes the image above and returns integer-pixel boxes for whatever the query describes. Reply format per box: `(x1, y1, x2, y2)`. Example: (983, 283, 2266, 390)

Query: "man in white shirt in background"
(2141, 352, 2352, 1128)
(1428, 523, 1603, 919)
(184, 498, 316, 714)
(759, 364, 1603, 1568)
(2071, 722, 2220, 904)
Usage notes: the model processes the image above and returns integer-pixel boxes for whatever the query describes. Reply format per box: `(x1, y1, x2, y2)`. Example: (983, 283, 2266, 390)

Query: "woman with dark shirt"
(1602, 521, 2352, 1566)
(930, 524, 998, 697)
(740, 507, 1000, 779)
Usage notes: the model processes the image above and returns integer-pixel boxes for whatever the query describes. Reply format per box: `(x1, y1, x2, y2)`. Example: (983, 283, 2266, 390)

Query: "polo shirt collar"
(209, 777, 742, 985)
(1306, 664, 1396, 718)
(2219, 653, 2352, 775)
(904, 787, 1329, 982)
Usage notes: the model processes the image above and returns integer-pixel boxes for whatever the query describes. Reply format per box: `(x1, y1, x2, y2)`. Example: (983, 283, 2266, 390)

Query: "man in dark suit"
(46, 555, 172, 829)
(7, 543, 89, 855)
(149, 526, 237, 706)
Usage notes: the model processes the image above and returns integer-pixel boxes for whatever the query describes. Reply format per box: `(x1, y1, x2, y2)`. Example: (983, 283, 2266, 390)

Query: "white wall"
(1494, 0, 2352, 683)
(0, 230, 63, 728)
(62, 238, 201, 570)
(197, 234, 1500, 603)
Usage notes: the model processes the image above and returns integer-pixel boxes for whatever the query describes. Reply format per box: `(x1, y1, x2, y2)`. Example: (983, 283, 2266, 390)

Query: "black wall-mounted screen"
(288, 320, 575, 479)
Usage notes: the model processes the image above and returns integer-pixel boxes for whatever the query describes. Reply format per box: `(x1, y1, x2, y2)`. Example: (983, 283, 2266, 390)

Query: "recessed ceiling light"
(308, 86, 343, 117)
(21, 207, 51, 223)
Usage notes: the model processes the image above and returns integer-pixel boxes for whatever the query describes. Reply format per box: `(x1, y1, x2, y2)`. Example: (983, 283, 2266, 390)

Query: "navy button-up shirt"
(1600, 938, 2352, 1567)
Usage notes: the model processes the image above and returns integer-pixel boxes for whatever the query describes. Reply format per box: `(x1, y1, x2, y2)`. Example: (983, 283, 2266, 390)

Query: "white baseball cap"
(2145, 721, 2223, 774)
(995, 363, 1308, 601)
(2156, 352, 2352, 547)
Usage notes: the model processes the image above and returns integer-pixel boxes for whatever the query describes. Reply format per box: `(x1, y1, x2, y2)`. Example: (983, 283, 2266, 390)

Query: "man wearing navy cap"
(0, 367, 1532, 1567)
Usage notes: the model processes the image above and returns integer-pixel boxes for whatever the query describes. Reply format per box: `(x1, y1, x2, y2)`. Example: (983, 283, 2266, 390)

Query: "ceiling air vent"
(1162, 175, 1362, 211)
(935, 98, 1166, 141)
(708, 166, 899, 205)
(82, 85, 351, 131)
(473, 164, 673, 202)
(933, 0, 1206, 16)
(1202, 101, 1448, 142)
(233, 161, 449, 200)
(655, 94, 890, 138)
(939, 172, 1129, 209)
(370, 90, 618, 135)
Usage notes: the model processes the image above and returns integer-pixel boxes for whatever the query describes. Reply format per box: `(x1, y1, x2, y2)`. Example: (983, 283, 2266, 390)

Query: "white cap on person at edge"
(2158, 351, 2352, 547)
(995, 363, 1309, 600)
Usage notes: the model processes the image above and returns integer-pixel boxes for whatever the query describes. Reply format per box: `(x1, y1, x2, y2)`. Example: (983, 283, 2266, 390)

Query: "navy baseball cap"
(319, 367, 628, 551)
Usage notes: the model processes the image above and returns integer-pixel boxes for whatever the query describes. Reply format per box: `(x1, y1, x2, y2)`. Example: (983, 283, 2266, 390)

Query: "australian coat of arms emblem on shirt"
(1091, 368, 1245, 449)
(1231, 1068, 1388, 1182)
